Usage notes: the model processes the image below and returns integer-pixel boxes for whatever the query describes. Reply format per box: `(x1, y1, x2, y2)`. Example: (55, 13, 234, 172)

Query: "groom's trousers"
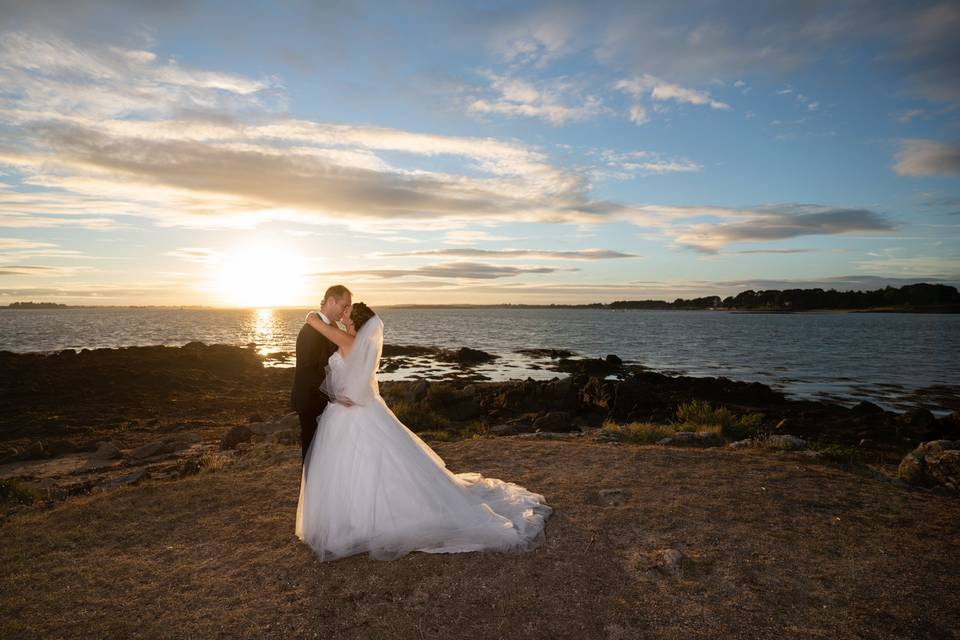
(298, 413, 320, 463)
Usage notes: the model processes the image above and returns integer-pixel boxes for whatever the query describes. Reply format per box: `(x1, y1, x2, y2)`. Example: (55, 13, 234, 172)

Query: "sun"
(213, 243, 310, 308)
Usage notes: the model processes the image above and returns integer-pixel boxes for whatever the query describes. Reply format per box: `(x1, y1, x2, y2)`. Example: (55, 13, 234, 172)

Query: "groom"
(291, 284, 352, 463)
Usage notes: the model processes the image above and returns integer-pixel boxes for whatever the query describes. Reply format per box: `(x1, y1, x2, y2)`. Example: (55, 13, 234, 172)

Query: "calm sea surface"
(1, 307, 957, 415)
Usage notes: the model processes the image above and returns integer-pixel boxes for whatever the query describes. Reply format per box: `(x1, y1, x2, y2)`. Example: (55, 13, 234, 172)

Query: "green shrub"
(811, 443, 858, 464)
(0, 478, 40, 506)
(461, 421, 489, 439)
(417, 430, 452, 442)
(390, 401, 450, 433)
(673, 400, 763, 440)
(600, 421, 678, 444)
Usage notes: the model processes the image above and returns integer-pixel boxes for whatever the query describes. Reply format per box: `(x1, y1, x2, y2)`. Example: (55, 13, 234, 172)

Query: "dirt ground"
(3, 437, 958, 640)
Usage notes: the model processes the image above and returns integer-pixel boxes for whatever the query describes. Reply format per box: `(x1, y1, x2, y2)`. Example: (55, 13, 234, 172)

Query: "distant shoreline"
(3, 304, 959, 313)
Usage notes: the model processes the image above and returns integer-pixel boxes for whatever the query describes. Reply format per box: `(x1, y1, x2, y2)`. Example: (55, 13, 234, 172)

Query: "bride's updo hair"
(350, 302, 376, 330)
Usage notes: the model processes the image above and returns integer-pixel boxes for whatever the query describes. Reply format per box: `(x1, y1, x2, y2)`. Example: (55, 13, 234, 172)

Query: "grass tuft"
(673, 399, 763, 440)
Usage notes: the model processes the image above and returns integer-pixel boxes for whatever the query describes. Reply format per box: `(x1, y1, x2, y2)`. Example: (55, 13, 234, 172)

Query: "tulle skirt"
(295, 398, 552, 561)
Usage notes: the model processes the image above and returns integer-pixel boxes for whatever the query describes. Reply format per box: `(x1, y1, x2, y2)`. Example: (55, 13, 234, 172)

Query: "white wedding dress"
(295, 315, 552, 561)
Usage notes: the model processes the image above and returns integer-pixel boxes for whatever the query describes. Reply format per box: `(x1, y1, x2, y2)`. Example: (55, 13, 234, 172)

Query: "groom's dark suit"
(290, 315, 338, 463)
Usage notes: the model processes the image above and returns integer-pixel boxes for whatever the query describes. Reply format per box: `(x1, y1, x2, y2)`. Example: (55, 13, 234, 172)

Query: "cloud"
(615, 74, 731, 113)
(893, 2, 960, 104)
(593, 149, 702, 179)
(729, 248, 817, 254)
(0, 263, 95, 276)
(894, 139, 960, 177)
(853, 254, 960, 276)
(0, 31, 279, 121)
(317, 261, 575, 280)
(0, 237, 57, 250)
(165, 247, 222, 263)
(466, 72, 608, 126)
(489, 5, 579, 68)
(442, 230, 517, 245)
(671, 205, 896, 253)
(380, 248, 638, 260)
(627, 104, 649, 125)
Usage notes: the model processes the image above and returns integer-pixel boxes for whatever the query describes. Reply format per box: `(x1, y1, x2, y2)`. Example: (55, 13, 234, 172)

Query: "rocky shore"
(1, 342, 958, 515)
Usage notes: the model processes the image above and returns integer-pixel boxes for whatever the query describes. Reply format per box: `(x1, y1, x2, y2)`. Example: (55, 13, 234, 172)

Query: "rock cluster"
(898, 440, 960, 490)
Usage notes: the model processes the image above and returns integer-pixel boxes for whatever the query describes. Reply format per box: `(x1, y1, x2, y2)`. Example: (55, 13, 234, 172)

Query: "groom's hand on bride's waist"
(337, 399, 355, 407)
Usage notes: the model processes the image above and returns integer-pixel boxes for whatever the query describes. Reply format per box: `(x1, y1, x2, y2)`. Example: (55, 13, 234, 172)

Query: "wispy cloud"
(614, 74, 731, 123)
(894, 139, 960, 177)
(164, 247, 222, 263)
(380, 248, 638, 260)
(593, 149, 702, 179)
(317, 261, 576, 280)
(466, 71, 608, 126)
(670, 205, 896, 253)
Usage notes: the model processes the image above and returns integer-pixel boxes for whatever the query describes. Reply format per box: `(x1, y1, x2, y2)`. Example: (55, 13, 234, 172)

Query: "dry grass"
(2, 439, 959, 639)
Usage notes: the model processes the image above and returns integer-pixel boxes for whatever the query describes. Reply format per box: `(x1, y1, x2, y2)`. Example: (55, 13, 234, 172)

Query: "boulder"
(220, 425, 255, 451)
(656, 431, 725, 448)
(45, 439, 81, 456)
(764, 435, 808, 450)
(97, 469, 148, 491)
(896, 408, 938, 440)
(490, 423, 533, 436)
(897, 440, 960, 490)
(851, 400, 885, 416)
(129, 440, 175, 460)
(429, 386, 482, 421)
(160, 432, 201, 451)
(648, 548, 685, 577)
(533, 411, 576, 433)
(25, 441, 46, 459)
(728, 439, 754, 449)
(440, 347, 497, 365)
(91, 441, 122, 460)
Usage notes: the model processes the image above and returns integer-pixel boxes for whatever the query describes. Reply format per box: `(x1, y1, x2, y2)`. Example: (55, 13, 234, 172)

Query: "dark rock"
(91, 441, 122, 460)
(557, 357, 620, 377)
(427, 385, 482, 421)
(851, 400, 885, 415)
(439, 347, 498, 366)
(533, 411, 576, 432)
(129, 440, 174, 459)
(605, 354, 623, 367)
(26, 441, 46, 459)
(97, 469, 148, 491)
(896, 408, 938, 439)
(515, 348, 575, 359)
(220, 425, 255, 450)
(45, 439, 81, 456)
(490, 423, 534, 436)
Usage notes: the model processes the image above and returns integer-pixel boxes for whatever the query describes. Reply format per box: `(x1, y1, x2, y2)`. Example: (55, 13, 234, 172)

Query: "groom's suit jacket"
(290, 318, 339, 415)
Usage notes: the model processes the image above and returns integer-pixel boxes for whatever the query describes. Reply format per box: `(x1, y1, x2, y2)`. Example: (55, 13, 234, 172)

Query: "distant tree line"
(6, 301, 69, 309)
(609, 283, 960, 310)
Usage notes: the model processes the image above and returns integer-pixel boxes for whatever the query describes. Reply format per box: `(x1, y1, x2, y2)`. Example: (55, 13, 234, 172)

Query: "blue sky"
(0, 0, 958, 306)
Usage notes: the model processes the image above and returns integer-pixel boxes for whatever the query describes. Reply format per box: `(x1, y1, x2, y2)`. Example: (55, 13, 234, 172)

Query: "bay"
(1, 307, 957, 415)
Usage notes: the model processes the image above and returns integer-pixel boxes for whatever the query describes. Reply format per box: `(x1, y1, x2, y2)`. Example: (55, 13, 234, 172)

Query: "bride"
(295, 302, 552, 561)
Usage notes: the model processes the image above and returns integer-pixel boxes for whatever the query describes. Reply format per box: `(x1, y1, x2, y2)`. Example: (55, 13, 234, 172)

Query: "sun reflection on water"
(250, 308, 291, 366)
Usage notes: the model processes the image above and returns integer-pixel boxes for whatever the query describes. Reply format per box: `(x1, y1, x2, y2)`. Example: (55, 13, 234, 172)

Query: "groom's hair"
(350, 302, 376, 330)
(324, 284, 352, 302)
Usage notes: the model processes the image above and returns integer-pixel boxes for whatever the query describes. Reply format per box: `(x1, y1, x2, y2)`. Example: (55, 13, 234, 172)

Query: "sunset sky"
(0, 0, 958, 306)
